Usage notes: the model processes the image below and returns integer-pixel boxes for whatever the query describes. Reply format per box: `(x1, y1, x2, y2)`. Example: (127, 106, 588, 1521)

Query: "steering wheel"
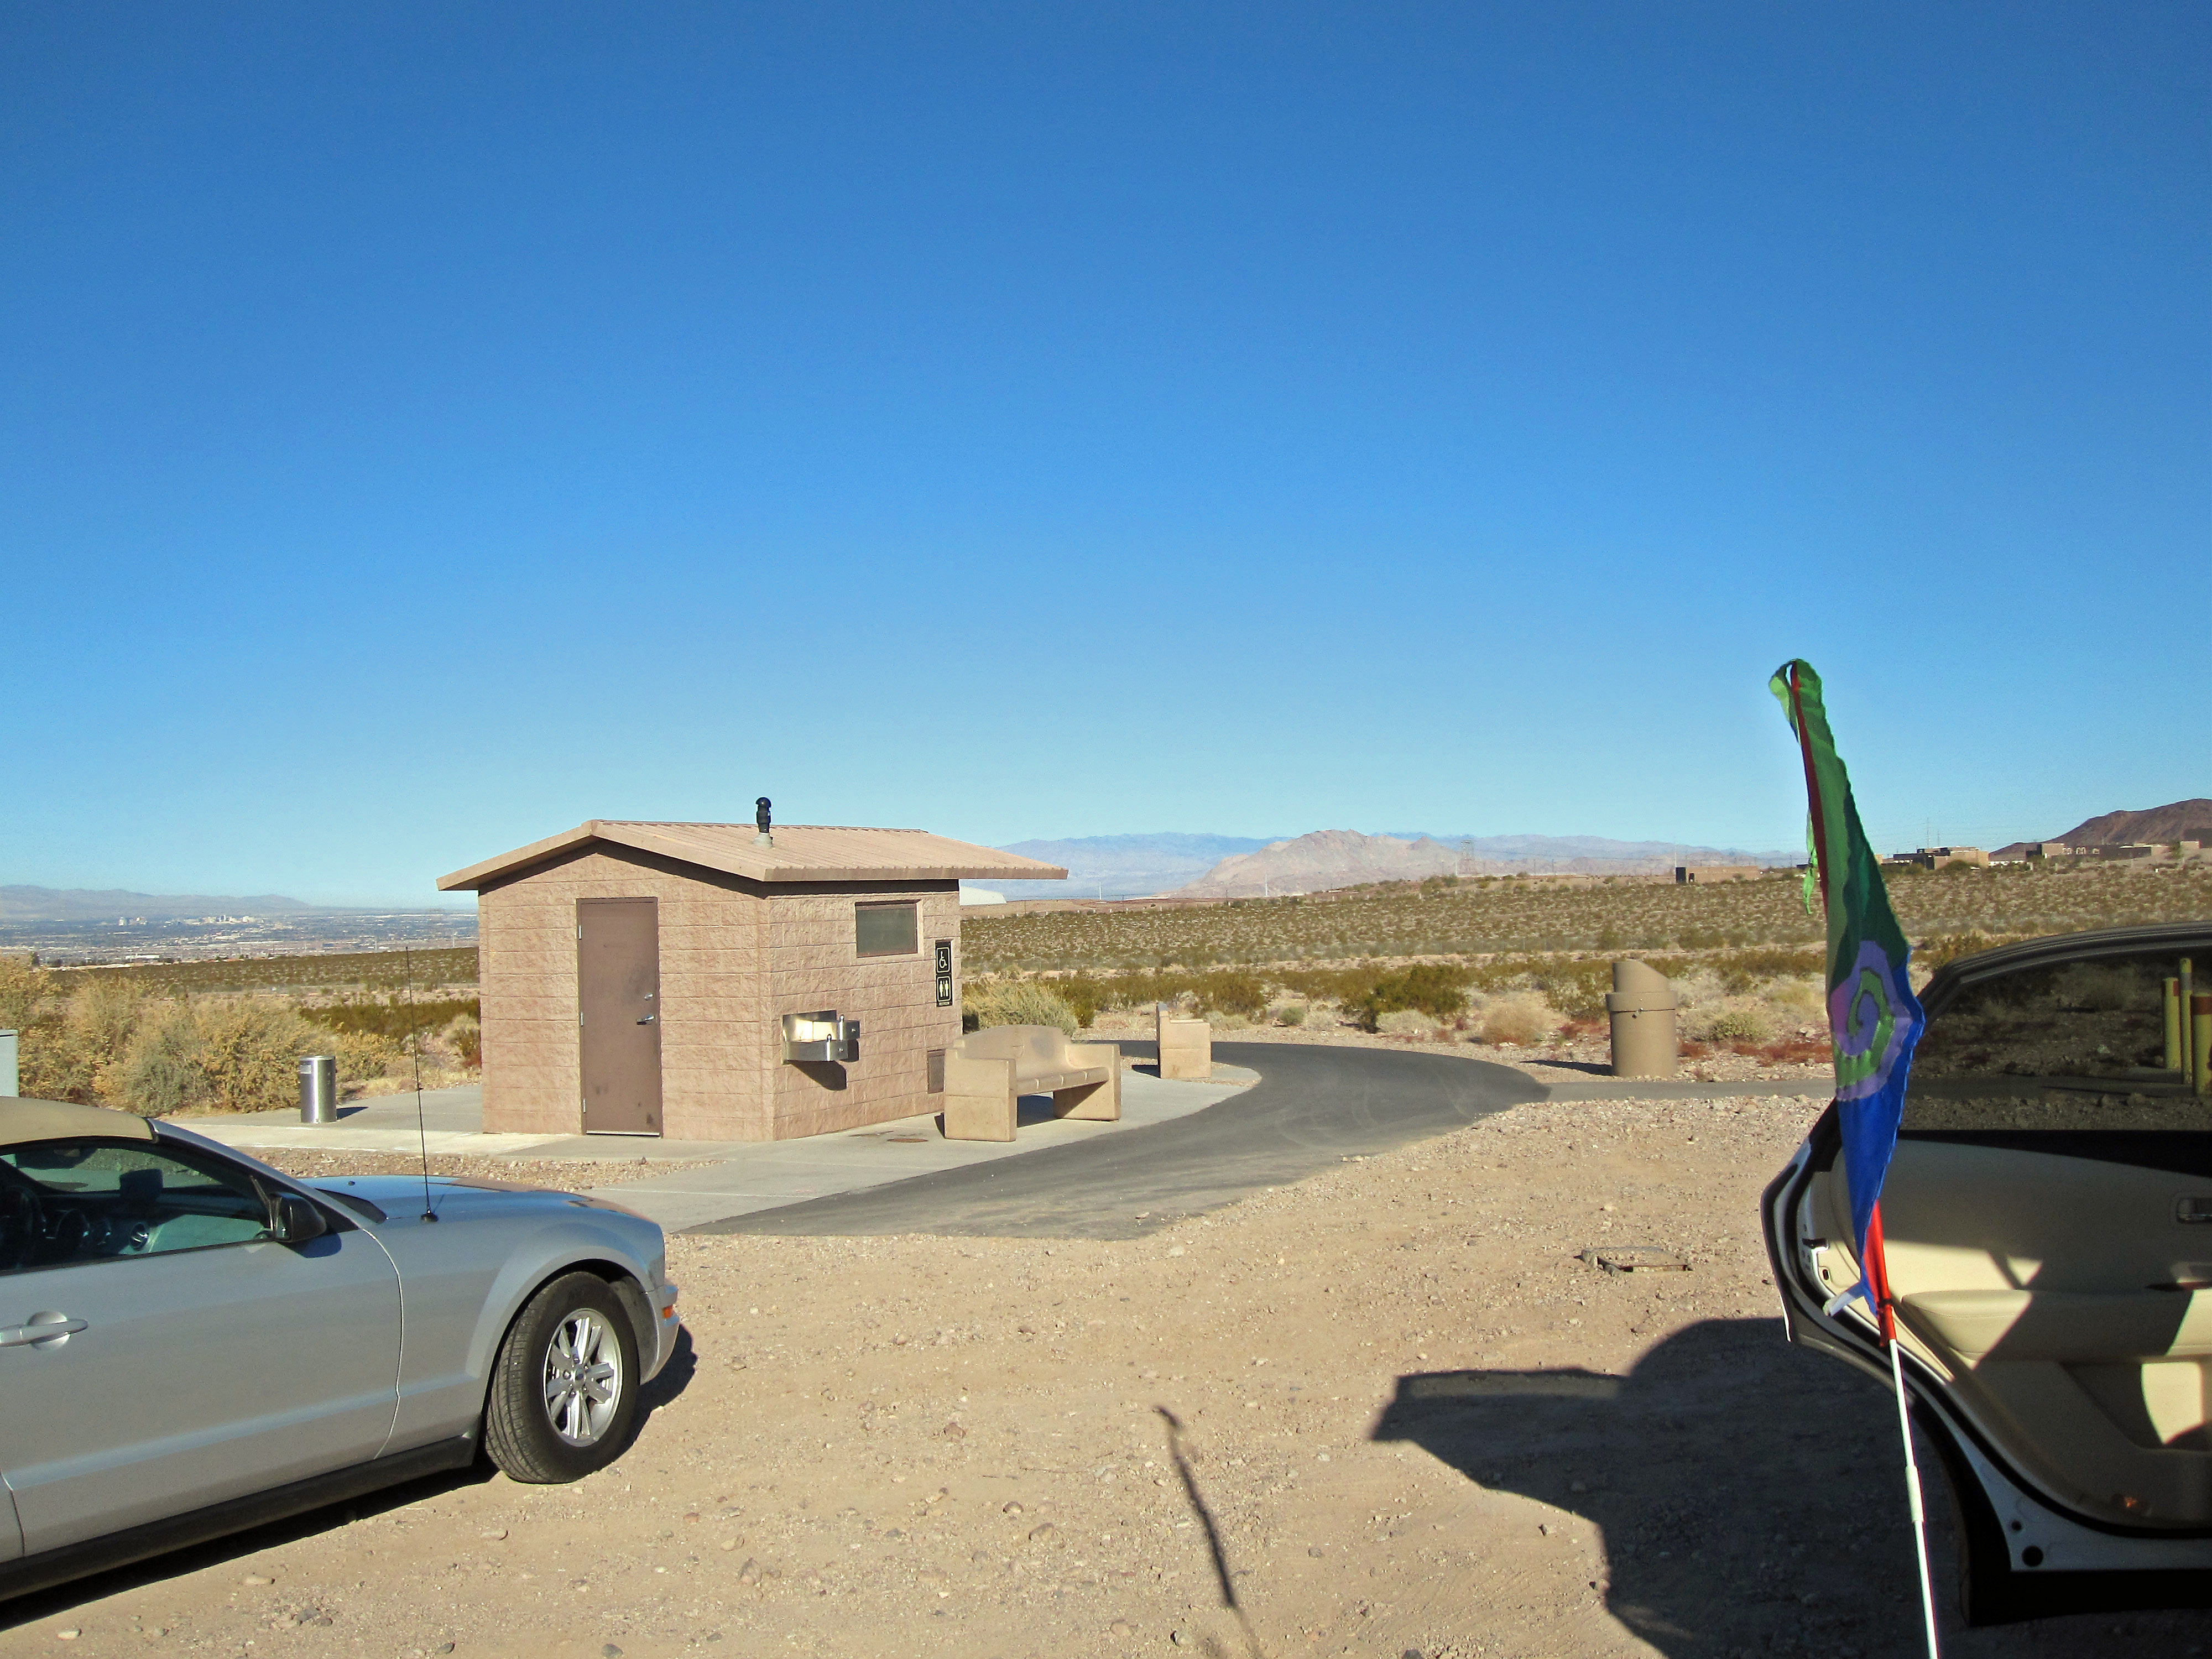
(0, 1172, 45, 1272)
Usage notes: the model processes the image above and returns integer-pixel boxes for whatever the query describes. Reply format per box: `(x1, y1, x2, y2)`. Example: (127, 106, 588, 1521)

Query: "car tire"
(483, 1271, 642, 1483)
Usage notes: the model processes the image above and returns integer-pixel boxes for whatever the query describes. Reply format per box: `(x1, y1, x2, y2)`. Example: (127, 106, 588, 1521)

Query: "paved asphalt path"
(694, 1041, 1545, 1240)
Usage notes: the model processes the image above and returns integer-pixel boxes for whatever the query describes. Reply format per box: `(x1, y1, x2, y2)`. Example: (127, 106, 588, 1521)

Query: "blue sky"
(5, 3, 2204, 904)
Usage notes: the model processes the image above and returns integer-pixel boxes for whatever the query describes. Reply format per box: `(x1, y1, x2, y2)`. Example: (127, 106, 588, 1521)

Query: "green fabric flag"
(1768, 659, 1927, 1291)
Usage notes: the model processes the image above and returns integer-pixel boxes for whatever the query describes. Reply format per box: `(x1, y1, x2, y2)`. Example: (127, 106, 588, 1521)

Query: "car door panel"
(0, 1228, 401, 1555)
(1800, 1113, 2212, 1529)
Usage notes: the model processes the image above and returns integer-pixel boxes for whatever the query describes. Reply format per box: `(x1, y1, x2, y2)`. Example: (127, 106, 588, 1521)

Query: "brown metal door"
(577, 898, 662, 1135)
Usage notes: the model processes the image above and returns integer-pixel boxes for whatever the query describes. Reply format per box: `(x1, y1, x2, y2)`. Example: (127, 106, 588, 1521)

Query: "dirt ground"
(6, 1091, 2206, 1659)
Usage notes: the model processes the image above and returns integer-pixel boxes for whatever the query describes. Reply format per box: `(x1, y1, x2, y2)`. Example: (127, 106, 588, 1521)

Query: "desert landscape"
(4, 1087, 2201, 1658)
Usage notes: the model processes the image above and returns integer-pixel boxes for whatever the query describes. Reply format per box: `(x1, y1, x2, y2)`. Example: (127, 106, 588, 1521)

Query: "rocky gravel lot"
(4, 1087, 2204, 1658)
(246, 1150, 671, 1189)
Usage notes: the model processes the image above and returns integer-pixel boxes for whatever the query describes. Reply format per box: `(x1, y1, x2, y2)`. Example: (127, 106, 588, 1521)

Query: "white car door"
(0, 1134, 402, 1556)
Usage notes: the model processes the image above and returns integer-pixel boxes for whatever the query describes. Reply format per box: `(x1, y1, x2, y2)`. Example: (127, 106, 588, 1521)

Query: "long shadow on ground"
(696, 1041, 1543, 1239)
(1373, 1317, 1928, 1658)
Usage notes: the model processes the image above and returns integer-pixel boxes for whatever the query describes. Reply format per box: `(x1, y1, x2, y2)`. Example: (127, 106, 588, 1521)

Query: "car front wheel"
(483, 1271, 641, 1483)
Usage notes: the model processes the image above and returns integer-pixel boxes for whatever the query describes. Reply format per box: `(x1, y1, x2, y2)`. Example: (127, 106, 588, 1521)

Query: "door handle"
(0, 1314, 87, 1349)
(637, 1015, 656, 1025)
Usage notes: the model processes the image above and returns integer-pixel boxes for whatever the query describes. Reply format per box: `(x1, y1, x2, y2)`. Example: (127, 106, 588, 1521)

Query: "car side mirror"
(268, 1193, 330, 1247)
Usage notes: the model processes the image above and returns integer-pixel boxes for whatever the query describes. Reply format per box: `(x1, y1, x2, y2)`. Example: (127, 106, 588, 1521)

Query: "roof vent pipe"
(754, 796, 774, 847)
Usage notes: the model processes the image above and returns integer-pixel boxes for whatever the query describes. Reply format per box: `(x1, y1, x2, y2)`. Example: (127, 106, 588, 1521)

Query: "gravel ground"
(3, 1092, 2203, 1658)
(248, 1150, 674, 1189)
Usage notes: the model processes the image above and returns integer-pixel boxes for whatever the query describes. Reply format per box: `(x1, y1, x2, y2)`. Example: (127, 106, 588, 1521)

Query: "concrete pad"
(581, 1065, 1256, 1231)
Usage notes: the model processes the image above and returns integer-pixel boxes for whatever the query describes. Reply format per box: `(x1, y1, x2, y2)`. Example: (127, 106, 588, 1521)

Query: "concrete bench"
(942, 1025, 1121, 1142)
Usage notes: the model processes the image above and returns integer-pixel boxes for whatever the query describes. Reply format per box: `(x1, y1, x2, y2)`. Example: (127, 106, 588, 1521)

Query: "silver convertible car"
(1763, 921, 2212, 1624)
(0, 1097, 680, 1599)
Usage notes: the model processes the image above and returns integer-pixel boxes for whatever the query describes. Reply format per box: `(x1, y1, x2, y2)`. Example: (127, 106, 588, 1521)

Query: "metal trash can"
(0, 1029, 18, 1098)
(298, 1055, 338, 1124)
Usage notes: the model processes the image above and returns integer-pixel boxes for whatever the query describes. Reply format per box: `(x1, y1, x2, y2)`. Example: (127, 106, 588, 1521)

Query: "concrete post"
(1606, 960, 1679, 1079)
(0, 1030, 16, 1097)
(1157, 1005, 1213, 1081)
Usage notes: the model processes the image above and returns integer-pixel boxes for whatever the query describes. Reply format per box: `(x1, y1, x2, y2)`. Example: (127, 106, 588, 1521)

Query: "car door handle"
(0, 1314, 87, 1348)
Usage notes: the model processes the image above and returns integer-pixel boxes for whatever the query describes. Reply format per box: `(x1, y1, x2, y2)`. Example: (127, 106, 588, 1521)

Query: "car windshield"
(3, 1141, 244, 1198)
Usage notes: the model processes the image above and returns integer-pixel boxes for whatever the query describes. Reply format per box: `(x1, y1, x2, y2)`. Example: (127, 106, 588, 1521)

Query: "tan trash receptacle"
(1157, 1006, 1213, 1081)
(1606, 959, 1679, 1079)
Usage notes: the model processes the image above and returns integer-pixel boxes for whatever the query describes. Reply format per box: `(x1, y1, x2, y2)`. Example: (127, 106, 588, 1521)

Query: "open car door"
(1764, 921, 2212, 1624)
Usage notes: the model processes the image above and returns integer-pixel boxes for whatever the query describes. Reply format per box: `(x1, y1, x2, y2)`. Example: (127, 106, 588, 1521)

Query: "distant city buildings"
(1888, 846, 1991, 870)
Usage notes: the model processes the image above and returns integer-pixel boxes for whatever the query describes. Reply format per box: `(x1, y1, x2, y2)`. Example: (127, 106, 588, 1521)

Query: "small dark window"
(855, 901, 919, 958)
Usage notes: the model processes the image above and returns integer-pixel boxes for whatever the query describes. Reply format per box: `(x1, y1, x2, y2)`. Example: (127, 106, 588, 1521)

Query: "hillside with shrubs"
(957, 859, 2212, 1060)
(964, 860, 2212, 973)
(0, 954, 478, 1117)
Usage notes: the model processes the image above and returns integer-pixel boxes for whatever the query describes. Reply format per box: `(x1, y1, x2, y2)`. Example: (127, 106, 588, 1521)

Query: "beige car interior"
(1804, 953, 2212, 1532)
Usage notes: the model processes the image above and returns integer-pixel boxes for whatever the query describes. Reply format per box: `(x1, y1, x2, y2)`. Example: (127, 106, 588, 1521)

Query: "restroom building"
(436, 820, 1065, 1141)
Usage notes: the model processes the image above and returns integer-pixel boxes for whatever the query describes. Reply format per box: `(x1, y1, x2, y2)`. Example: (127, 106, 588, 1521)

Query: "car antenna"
(406, 945, 437, 1223)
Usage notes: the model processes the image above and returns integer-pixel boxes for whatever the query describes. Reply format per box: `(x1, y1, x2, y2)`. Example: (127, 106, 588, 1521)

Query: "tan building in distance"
(437, 819, 1064, 1141)
(1674, 865, 1765, 883)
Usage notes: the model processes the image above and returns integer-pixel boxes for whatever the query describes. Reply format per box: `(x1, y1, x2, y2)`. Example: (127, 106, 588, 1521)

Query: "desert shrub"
(1207, 1010, 1253, 1031)
(114, 998, 325, 1116)
(1274, 1003, 1307, 1026)
(444, 1012, 482, 1068)
(1688, 997, 1778, 1045)
(1191, 971, 1270, 1020)
(1346, 964, 1471, 1028)
(118, 1003, 212, 1115)
(190, 1000, 329, 1114)
(1756, 975, 1826, 1018)
(0, 956, 50, 1032)
(1479, 992, 1564, 1047)
(963, 980, 1081, 1036)
(1667, 968, 1728, 1011)
(20, 979, 147, 1103)
(1375, 1009, 1438, 1039)
(1050, 975, 1110, 1027)
(332, 1029, 405, 1083)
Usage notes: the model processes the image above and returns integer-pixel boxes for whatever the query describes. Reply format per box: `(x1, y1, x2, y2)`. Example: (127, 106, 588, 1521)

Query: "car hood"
(306, 1173, 648, 1224)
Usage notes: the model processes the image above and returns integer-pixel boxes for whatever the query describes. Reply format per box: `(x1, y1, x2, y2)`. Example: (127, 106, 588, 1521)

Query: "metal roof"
(436, 821, 1069, 891)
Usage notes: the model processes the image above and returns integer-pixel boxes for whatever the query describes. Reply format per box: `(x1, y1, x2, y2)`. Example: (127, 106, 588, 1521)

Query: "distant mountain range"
(0, 885, 324, 923)
(966, 828, 1796, 901)
(2048, 799, 2212, 848)
(1168, 829, 1797, 899)
(979, 834, 1279, 900)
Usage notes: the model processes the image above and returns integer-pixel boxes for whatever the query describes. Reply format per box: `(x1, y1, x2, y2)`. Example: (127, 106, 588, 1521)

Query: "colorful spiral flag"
(1770, 659, 1927, 1322)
